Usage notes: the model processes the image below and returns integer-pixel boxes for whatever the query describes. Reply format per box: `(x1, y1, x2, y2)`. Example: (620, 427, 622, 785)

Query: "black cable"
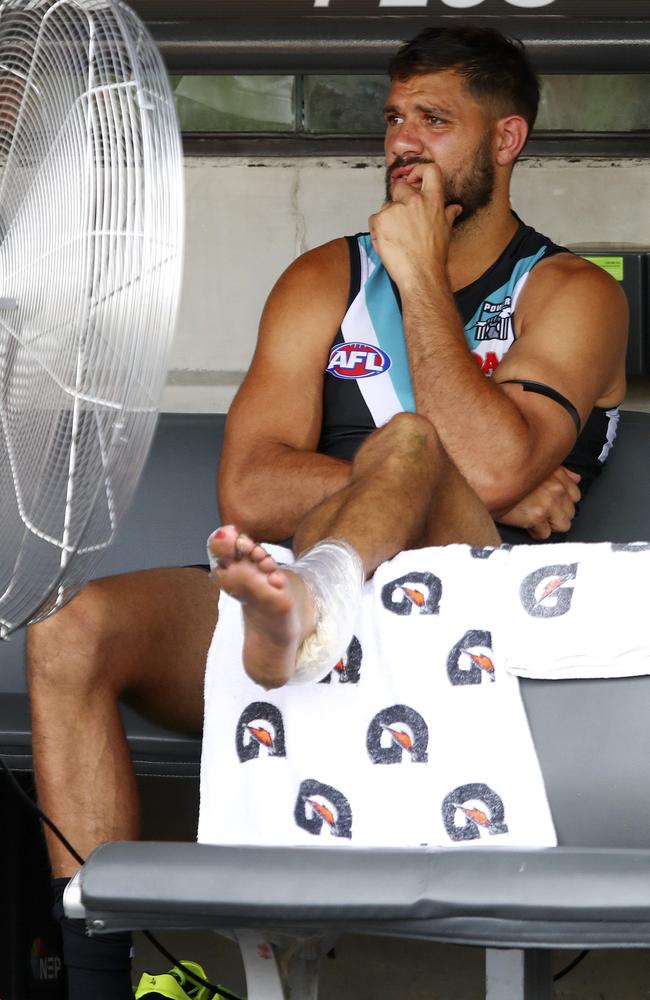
(553, 949, 590, 982)
(0, 757, 85, 866)
(0, 757, 244, 1000)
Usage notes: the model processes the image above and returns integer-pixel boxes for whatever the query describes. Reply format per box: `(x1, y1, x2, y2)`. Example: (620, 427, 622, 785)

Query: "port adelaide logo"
(474, 295, 513, 342)
(326, 341, 391, 379)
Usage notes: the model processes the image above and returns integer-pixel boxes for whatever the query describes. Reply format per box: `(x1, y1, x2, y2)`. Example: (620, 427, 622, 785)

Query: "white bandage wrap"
(287, 538, 364, 685)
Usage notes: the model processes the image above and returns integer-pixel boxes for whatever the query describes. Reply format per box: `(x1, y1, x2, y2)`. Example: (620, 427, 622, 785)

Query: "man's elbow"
(472, 466, 530, 518)
(219, 479, 257, 534)
(218, 476, 280, 540)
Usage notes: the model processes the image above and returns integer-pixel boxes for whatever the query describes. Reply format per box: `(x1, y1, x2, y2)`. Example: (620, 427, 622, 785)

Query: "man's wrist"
(397, 263, 450, 302)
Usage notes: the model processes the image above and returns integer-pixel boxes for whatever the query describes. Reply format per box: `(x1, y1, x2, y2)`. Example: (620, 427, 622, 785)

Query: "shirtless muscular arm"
(370, 162, 628, 514)
(218, 239, 351, 541)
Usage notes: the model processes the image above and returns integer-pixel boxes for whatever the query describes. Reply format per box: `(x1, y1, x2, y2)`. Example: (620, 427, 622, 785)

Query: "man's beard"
(384, 132, 495, 228)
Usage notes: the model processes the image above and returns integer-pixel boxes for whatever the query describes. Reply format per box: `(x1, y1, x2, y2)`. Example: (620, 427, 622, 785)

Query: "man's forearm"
(219, 445, 351, 543)
(400, 274, 546, 511)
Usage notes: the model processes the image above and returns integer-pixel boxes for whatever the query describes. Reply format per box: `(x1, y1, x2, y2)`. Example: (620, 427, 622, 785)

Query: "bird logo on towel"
(442, 783, 509, 841)
(451, 804, 501, 834)
(295, 779, 353, 839)
(367, 705, 429, 764)
(236, 702, 287, 762)
(447, 630, 496, 686)
(382, 725, 414, 751)
(381, 572, 442, 616)
(319, 636, 363, 685)
(247, 725, 274, 749)
(401, 586, 426, 608)
(519, 563, 578, 618)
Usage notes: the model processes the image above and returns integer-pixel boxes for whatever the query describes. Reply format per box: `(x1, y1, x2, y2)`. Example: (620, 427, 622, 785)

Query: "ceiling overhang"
(130, 1, 650, 74)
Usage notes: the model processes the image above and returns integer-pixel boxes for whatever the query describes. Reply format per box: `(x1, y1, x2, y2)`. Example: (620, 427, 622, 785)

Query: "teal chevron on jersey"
(360, 235, 416, 412)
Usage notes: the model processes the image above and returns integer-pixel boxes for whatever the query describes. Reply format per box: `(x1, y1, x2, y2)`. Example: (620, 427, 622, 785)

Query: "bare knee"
(27, 580, 127, 696)
(384, 411, 438, 443)
(352, 412, 441, 478)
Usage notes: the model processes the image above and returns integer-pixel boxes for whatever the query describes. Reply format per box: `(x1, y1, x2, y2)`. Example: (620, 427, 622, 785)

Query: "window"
(175, 73, 650, 156)
(171, 75, 295, 132)
(537, 75, 650, 132)
(302, 75, 387, 133)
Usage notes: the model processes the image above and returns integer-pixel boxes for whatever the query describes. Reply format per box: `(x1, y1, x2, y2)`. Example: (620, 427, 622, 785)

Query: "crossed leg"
(211, 412, 500, 689)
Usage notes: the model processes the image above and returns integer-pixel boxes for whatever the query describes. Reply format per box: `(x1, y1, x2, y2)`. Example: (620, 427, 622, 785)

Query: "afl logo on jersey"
(326, 342, 392, 379)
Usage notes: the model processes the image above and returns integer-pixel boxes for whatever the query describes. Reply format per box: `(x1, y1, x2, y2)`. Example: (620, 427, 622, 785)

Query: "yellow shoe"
(135, 960, 221, 1000)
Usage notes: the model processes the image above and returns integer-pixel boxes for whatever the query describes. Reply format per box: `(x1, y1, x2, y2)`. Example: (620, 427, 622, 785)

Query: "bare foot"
(209, 526, 317, 689)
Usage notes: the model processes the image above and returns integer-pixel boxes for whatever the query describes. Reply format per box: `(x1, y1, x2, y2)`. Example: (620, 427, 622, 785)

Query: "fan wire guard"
(0, 0, 184, 637)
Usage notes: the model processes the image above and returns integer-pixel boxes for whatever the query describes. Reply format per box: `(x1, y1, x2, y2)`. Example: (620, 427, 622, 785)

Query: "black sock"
(52, 877, 134, 1000)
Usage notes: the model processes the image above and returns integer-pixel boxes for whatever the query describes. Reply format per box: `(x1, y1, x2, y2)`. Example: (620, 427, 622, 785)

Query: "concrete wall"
(162, 155, 650, 414)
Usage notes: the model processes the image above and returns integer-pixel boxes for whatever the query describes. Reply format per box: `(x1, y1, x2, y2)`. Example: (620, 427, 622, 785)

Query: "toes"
(234, 532, 256, 559)
(209, 525, 238, 564)
(248, 542, 272, 565)
(209, 526, 263, 568)
(209, 528, 283, 589)
(266, 568, 287, 590)
(232, 536, 279, 575)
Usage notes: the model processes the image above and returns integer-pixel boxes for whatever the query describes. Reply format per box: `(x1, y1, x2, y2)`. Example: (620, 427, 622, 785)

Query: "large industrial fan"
(0, 0, 183, 637)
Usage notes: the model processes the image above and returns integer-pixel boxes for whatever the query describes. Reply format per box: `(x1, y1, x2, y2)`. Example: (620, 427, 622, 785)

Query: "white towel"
(199, 544, 556, 850)
(499, 541, 650, 679)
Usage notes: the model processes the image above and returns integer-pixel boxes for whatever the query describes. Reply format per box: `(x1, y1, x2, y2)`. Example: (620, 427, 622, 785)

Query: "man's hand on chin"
(368, 161, 461, 291)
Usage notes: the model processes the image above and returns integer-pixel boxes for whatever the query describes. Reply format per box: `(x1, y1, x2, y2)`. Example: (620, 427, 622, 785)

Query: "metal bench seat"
(67, 836, 650, 1000)
(69, 841, 650, 948)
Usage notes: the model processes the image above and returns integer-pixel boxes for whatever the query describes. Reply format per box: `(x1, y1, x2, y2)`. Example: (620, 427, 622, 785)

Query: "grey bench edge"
(73, 841, 650, 949)
(79, 912, 650, 950)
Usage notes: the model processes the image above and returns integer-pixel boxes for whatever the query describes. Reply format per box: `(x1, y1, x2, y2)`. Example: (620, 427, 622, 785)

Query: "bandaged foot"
(208, 527, 364, 688)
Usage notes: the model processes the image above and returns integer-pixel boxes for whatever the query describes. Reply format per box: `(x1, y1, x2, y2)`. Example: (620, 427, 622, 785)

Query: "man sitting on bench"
(27, 24, 627, 1000)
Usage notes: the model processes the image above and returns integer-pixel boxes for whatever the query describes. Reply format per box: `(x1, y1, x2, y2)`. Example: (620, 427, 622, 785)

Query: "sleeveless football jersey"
(318, 217, 619, 495)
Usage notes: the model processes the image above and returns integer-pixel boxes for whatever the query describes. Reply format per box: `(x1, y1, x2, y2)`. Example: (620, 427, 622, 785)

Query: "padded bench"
(2, 409, 650, 1000)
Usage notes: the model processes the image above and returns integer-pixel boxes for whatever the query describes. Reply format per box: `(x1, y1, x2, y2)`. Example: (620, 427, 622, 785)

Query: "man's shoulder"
(525, 249, 626, 304)
(514, 219, 622, 300)
(296, 233, 376, 270)
(289, 236, 350, 282)
(513, 239, 628, 401)
(263, 237, 351, 325)
(270, 237, 350, 297)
